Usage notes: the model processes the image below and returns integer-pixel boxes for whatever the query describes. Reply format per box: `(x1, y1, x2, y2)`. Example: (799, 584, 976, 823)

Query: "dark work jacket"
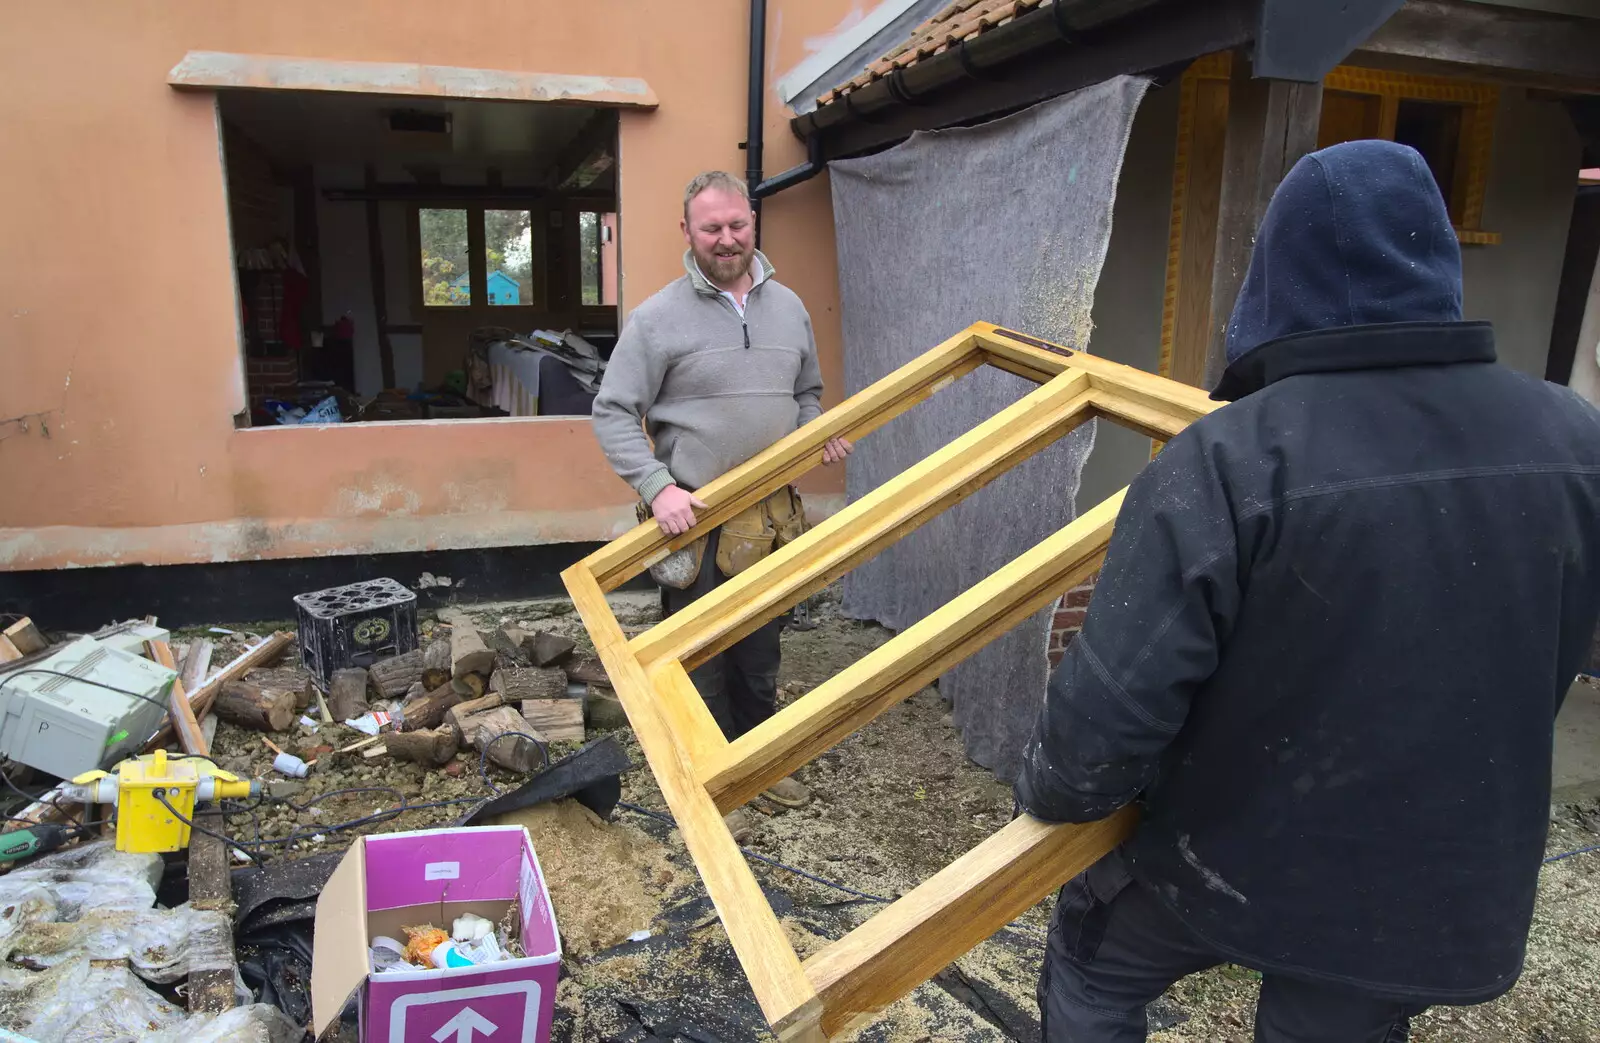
(1015, 321, 1600, 1000)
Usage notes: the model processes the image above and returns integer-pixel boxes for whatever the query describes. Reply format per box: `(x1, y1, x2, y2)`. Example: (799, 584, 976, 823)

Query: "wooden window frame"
(562, 322, 1218, 1041)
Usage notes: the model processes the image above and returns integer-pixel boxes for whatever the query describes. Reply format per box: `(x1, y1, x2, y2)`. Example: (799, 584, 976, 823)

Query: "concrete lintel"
(168, 51, 658, 109)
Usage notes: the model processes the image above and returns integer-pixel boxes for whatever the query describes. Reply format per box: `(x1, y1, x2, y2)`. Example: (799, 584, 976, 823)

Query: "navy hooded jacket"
(1015, 140, 1600, 1000)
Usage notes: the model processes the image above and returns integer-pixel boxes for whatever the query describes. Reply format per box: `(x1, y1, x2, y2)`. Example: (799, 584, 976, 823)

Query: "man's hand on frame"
(822, 436, 854, 465)
(652, 484, 707, 536)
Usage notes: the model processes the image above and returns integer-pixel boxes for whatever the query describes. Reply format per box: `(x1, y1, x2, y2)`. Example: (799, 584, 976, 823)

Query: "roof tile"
(818, 0, 1051, 106)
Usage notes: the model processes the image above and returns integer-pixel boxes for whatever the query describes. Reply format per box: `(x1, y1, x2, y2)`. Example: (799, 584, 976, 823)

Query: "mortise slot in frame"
(563, 321, 1220, 1040)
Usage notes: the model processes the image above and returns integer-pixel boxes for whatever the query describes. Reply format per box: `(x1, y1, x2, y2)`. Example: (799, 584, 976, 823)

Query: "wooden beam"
(579, 329, 991, 593)
(1356, 1, 1600, 95)
(186, 808, 238, 1014)
(628, 371, 1096, 672)
(148, 640, 208, 757)
(554, 111, 619, 191)
(1200, 57, 1323, 390)
(143, 632, 293, 752)
(701, 492, 1122, 813)
(365, 166, 397, 390)
(563, 568, 822, 1039)
(803, 808, 1138, 1037)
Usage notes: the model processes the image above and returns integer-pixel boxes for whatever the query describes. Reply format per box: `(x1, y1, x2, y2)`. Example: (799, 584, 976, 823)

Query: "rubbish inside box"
(371, 904, 526, 971)
(312, 825, 561, 1043)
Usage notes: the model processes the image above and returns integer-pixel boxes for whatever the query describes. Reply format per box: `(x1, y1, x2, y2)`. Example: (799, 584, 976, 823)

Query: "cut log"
(3, 618, 46, 656)
(491, 667, 567, 702)
(455, 704, 543, 773)
(384, 726, 459, 767)
(422, 637, 451, 691)
(215, 682, 298, 732)
(297, 680, 316, 712)
(178, 639, 215, 696)
(585, 683, 630, 731)
(400, 684, 465, 732)
(452, 672, 488, 699)
(444, 692, 509, 737)
(448, 617, 495, 678)
(328, 668, 371, 721)
(523, 697, 585, 743)
(142, 631, 292, 753)
(524, 631, 576, 667)
(566, 657, 610, 686)
(0, 636, 20, 663)
(489, 626, 530, 663)
(368, 648, 424, 699)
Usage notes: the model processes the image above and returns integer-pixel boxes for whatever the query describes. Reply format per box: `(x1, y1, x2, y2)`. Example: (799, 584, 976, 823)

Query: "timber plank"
(629, 371, 1095, 672)
(700, 493, 1122, 813)
(581, 329, 988, 592)
(803, 809, 1138, 1036)
(563, 567, 820, 1036)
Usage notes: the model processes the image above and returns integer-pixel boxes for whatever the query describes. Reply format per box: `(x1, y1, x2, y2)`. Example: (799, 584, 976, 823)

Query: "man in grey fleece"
(592, 171, 850, 835)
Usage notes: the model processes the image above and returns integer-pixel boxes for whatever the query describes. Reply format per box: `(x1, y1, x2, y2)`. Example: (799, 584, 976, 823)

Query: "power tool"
(0, 823, 72, 863)
(62, 749, 260, 854)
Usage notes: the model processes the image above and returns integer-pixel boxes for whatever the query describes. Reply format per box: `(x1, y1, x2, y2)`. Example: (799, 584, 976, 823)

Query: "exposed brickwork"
(1587, 621, 1600, 677)
(246, 355, 299, 412)
(1048, 571, 1099, 668)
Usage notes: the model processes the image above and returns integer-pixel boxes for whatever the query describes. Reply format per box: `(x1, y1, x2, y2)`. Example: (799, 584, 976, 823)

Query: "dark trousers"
(660, 528, 784, 741)
(1042, 851, 1428, 1043)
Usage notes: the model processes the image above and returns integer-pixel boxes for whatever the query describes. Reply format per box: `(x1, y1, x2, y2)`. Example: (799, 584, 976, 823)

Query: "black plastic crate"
(294, 577, 419, 690)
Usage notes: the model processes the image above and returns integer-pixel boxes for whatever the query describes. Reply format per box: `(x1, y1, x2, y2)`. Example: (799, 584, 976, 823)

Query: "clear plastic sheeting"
(7, 955, 300, 1043)
(0, 840, 264, 1042)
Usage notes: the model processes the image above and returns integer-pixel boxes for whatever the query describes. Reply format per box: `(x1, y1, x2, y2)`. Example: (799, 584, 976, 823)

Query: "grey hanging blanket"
(828, 75, 1148, 779)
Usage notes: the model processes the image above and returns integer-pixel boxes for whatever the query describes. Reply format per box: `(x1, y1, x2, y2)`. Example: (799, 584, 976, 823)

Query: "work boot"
(724, 808, 755, 845)
(762, 776, 812, 809)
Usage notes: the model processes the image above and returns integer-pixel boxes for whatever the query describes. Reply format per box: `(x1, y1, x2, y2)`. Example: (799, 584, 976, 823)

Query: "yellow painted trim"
(1454, 228, 1502, 246)
(1157, 73, 1201, 381)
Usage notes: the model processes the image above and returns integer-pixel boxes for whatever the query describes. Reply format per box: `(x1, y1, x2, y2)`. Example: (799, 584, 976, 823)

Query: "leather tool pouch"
(715, 500, 777, 577)
(767, 485, 808, 548)
(636, 500, 707, 590)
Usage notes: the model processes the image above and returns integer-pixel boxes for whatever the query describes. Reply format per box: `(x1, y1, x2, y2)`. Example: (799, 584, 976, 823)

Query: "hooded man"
(1014, 139, 1600, 1041)
(592, 171, 851, 841)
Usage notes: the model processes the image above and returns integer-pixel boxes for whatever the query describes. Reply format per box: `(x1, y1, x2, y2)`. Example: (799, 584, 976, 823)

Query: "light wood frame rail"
(563, 322, 1218, 1039)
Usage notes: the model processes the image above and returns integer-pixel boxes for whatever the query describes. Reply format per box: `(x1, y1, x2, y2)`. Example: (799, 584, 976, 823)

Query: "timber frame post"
(563, 322, 1218, 1040)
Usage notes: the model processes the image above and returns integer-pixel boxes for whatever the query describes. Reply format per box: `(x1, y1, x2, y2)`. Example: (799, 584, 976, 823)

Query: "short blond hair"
(683, 171, 751, 221)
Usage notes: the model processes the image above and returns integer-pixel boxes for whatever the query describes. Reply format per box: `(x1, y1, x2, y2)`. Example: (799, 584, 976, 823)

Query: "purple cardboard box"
(311, 825, 562, 1043)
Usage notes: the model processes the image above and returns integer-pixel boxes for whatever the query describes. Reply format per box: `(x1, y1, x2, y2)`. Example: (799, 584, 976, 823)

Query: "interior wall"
(1077, 80, 1180, 511)
(0, 0, 855, 571)
(1462, 88, 1583, 376)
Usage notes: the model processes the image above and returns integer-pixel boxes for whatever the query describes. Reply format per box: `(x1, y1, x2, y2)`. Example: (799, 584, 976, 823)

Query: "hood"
(1219, 139, 1464, 390)
(683, 248, 775, 296)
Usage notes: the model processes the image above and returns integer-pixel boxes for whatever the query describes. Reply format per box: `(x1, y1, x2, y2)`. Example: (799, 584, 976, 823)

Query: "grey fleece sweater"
(592, 250, 824, 503)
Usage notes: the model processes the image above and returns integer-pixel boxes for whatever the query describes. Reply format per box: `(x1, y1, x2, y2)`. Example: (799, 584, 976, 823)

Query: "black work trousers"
(660, 528, 784, 741)
(1041, 850, 1429, 1043)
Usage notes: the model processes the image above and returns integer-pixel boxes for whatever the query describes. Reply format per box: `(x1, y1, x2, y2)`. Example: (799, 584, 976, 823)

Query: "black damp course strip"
(0, 542, 652, 632)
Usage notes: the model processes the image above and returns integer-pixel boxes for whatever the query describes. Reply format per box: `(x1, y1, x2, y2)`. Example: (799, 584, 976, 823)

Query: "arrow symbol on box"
(433, 1006, 498, 1042)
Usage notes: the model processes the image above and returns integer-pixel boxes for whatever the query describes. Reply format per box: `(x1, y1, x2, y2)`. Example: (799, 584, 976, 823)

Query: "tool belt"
(638, 485, 808, 590)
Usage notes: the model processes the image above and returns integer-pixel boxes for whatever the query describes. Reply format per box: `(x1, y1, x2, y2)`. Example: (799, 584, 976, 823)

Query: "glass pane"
(1393, 100, 1463, 222)
(485, 209, 534, 306)
(579, 211, 601, 306)
(420, 209, 471, 307)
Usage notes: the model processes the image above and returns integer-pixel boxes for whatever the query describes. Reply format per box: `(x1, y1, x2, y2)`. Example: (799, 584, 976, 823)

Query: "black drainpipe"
(745, 0, 768, 246)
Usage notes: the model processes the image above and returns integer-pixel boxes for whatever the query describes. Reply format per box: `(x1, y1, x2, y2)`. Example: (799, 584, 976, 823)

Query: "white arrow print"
(432, 1006, 498, 1043)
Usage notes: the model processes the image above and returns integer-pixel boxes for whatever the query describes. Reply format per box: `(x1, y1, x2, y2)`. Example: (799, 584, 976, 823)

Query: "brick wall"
(246, 356, 299, 414)
(1588, 621, 1600, 677)
(1048, 572, 1099, 667)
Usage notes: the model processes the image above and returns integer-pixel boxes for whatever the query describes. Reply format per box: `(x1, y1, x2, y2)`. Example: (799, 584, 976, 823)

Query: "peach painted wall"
(0, 0, 858, 572)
